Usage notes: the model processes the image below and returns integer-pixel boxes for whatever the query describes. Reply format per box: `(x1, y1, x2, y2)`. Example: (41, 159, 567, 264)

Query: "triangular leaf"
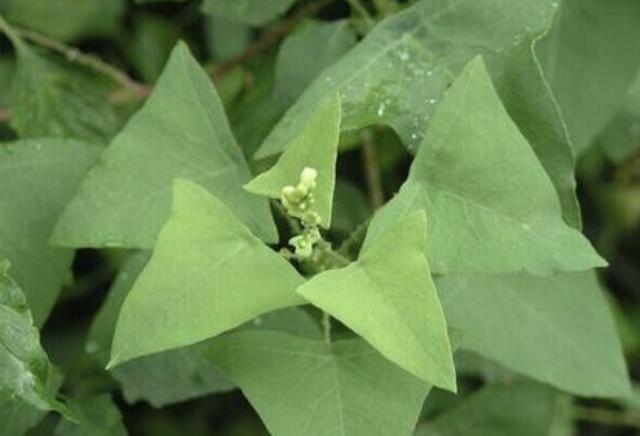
(437, 271, 631, 398)
(205, 330, 430, 436)
(86, 251, 234, 407)
(245, 94, 341, 227)
(495, 36, 581, 228)
(109, 179, 304, 367)
(52, 42, 277, 249)
(298, 212, 456, 391)
(0, 139, 100, 325)
(366, 57, 605, 275)
(87, 252, 152, 365)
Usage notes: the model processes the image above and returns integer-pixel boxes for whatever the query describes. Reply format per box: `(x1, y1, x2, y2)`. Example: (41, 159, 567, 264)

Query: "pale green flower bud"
(289, 235, 313, 258)
(302, 211, 321, 227)
(300, 167, 317, 190)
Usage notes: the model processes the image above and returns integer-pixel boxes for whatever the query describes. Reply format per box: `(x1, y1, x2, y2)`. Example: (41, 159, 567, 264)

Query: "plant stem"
(1, 0, 329, 116)
(272, 200, 303, 235)
(372, 0, 398, 16)
(10, 26, 150, 99)
(337, 219, 370, 257)
(361, 129, 384, 209)
(317, 242, 352, 268)
(0, 108, 10, 124)
(0, 14, 21, 47)
(573, 406, 640, 429)
(322, 311, 332, 343)
(345, 0, 376, 29)
(211, 0, 334, 80)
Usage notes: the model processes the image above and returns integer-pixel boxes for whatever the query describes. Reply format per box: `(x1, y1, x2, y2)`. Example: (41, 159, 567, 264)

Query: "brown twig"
(12, 27, 151, 99)
(0, 108, 10, 124)
(361, 129, 384, 209)
(0, 0, 332, 121)
(574, 405, 640, 429)
(210, 0, 334, 80)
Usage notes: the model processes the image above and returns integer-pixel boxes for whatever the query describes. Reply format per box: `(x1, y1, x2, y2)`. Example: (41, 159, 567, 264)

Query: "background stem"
(322, 311, 332, 343)
(361, 129, 384, 209)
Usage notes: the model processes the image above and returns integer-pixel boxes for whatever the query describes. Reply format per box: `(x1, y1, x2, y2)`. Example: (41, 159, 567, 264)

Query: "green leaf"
(273, 20, 357, 104)
(111, 346, 234, 408)
(109, 179, 304, 367)
(54, 394, 126, 436)
(0, 395, 47, 436)
(228, 20, 356, 156)
(416, 382, 572, 436)
(243, 307, 323, 339)
(201, 0, 298, 26)
(135, 0, 188, 3)
(537, 0, 640, 154)
(205, 330, 430, 436)
(0, 56, 16, 108)
(596, 72, 640, 163)
(366, 57, 605, 275)
(245, 94, 341, 227)
(10, 42, 121, 144)
(254, 0, 580, 227)
(114, 309, 318, 408)
(298, 212, 456, 391)
(256, 0, 558, 156)
(86, 251, 234, 407)
(87, 252, 152, 364)
(331, 179, 371, 234)
(51, 42, 277, 249)
(494, 36, 580, 228)
(0, 139, 100, 325)
(0, 0, 125, 41)
(205, 16, 251, 61)
(437, 271, 631, 398)
(126, 14, 180, 83)
(0, 262, 65, 429)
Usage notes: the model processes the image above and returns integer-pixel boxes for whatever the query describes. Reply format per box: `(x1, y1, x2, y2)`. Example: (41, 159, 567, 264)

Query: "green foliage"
(366, 57, 604, 275)
(596, 72, 640, 163)
(201, 0, 298, 26)
(109, 180, 304, 367)
(273, 20, 357, 104)
(0, 0, 636, 434)
(205, 330, 430, 436)
(0, 0, 125, 41)
(54, 394, 127, 436)
(88, 251, 234, 407)
(0, 262, 65, 432)
(254, 0, 582, 228)
(299, 212, 456, 391)
(0, 139, 99, 324)
(111, 345, 234, 408)
(10, 43, 120, 143)
(52, 43, 277, 249)
(417, 381, 573, 436)
(438, 272, 630, 398)
(245, 94, 341, 227)
(537, 0, 640, 154)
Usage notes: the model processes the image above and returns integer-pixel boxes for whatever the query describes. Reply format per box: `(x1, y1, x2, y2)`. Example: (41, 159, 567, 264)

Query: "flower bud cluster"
(281, 167, 322, 259)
